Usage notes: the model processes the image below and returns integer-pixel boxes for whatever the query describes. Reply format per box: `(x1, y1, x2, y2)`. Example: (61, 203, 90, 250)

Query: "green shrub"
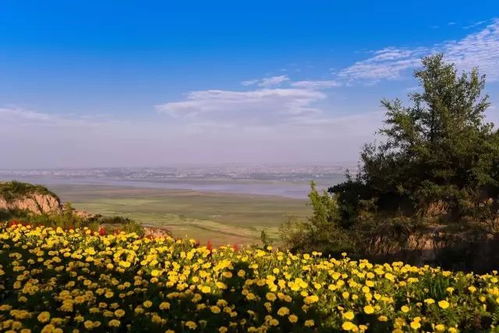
(0, 181, 59, 202)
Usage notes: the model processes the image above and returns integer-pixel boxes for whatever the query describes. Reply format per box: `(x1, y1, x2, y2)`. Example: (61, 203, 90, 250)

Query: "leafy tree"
(331, 54, 498, 226)
(283, 55, 498, 268)
(280, 182, 353, 256)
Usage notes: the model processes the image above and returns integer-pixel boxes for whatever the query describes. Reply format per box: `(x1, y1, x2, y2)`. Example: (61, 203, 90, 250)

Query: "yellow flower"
(410, 320, 421, 329)
(435, 324, 446, 332)
(288, 314, 298, 323)
(159, 302, 170, 310)
(37, 311, 50, 323)
(210, 306, 221, 314)
(114, 309, 125, 318)
(304, 319, 314, 327)
(401, 305, 410, 313)
(41, 324, 56, 333)
(343, 311, 355, 320)
(304, 295, 319, 304)
(108, 319, 120, 327)
(438, 300, 450, 309)
(266, 292, 276, 301)
(119, 261, 131, 268)
(84, 320, 94, 329)
(342, 321, 356, 331)
(152, 315, 163, 324)
(143, 300, 153, 308)
(378, 315, 388, 322)
(363, 305, 375, 314)
(277, 307, 290, 316)
(185, 321, 197, 330)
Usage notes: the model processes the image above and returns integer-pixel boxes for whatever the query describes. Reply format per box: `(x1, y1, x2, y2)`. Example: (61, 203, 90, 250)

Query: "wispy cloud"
(338, 47, 428, 82)
(241, 75, 290, 87)
(0, 103, 384, 168)
(338, 18, 499, 83)
(445, 18, 499, 81)
(463, 19, 490, 30)
(0, 107, 117, 128)
(241, 79, 259, 86)
(0, 107, 54, 122)
(290, 80, 341, 89)
(156, 88, 327, 126)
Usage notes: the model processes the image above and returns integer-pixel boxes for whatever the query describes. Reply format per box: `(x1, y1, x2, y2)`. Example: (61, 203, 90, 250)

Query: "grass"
(0, 181, 59, 202)
(50, 184, 310, 245)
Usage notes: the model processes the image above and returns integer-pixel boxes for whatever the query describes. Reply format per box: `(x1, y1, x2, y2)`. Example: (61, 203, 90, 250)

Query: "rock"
(143, 226, 172, 238)
(73, 209, 96, 220)
(0, 181, 63, 215)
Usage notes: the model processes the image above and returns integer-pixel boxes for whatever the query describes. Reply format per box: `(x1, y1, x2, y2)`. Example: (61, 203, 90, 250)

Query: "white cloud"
(444, 19, 499, 81)
(338, 47, 429, 82)
(0, 107, 120, 128)
(0, 107, 54, 122)
(241, 75, 290, 87)
(0, 103, 382, 168)
(156, 88, 327, 125)
(338, 18, 499, 83)
(463, 20, 489, 30)
(241, 79, 259, 86)
(258, 75, 290, 87)
(290, 80, 341, 89)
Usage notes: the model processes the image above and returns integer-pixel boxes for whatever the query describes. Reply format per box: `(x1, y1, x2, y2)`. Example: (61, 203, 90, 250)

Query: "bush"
(0, 181, 59, 202)
(280, 182, 354, 257)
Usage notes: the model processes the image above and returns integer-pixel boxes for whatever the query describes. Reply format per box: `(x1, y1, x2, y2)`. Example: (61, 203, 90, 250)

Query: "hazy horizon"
(1, 2, 498, 169)
(0, 164, 350, 199)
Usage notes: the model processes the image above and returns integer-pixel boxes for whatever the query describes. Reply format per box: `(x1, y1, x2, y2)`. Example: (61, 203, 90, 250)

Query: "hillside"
(0, 181, 62, 215)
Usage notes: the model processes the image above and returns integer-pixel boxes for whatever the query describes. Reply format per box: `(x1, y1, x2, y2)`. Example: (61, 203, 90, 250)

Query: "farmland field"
(51, 184, 311, 245)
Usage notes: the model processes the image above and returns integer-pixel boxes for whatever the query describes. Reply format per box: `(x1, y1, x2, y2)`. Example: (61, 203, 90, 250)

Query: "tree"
(331, 54, 498, 225)
(280, 182, 353, 256)
(283, 55, 498, 268)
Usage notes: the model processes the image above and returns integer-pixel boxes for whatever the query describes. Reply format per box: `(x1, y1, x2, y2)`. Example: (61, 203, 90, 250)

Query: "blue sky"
(1, 1, 498, 168)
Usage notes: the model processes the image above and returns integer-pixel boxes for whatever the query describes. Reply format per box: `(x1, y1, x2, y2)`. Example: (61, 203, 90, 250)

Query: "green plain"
(50, 184, 310, 245)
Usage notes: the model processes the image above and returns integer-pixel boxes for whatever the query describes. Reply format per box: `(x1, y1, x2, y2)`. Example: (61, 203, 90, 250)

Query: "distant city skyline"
(1, 1, 498, 168)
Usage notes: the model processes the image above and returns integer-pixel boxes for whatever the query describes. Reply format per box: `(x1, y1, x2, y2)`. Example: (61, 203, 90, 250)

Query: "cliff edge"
(0, 181, 63, 215)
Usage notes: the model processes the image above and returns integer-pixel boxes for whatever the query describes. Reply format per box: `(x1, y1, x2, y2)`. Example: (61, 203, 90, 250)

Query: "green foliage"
(284, 55, 499, 269)
(280, 182, 354, 256)
(119, 220, 145, 236)
(0, 182, 144, 235)
(341, 54, 499, 224)
(259, 229, 271, 247)
(0, 202, 96, 230)
(0, 181, 59, 202)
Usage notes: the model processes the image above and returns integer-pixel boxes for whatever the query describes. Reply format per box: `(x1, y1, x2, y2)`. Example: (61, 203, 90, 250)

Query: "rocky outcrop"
(143, 226, 172, 238)
(0, 192, 62, 215)
(73, 209, 96, 220)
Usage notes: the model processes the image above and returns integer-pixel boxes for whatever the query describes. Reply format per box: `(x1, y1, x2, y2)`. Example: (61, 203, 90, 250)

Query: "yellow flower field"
(0, 223, 497, 332)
